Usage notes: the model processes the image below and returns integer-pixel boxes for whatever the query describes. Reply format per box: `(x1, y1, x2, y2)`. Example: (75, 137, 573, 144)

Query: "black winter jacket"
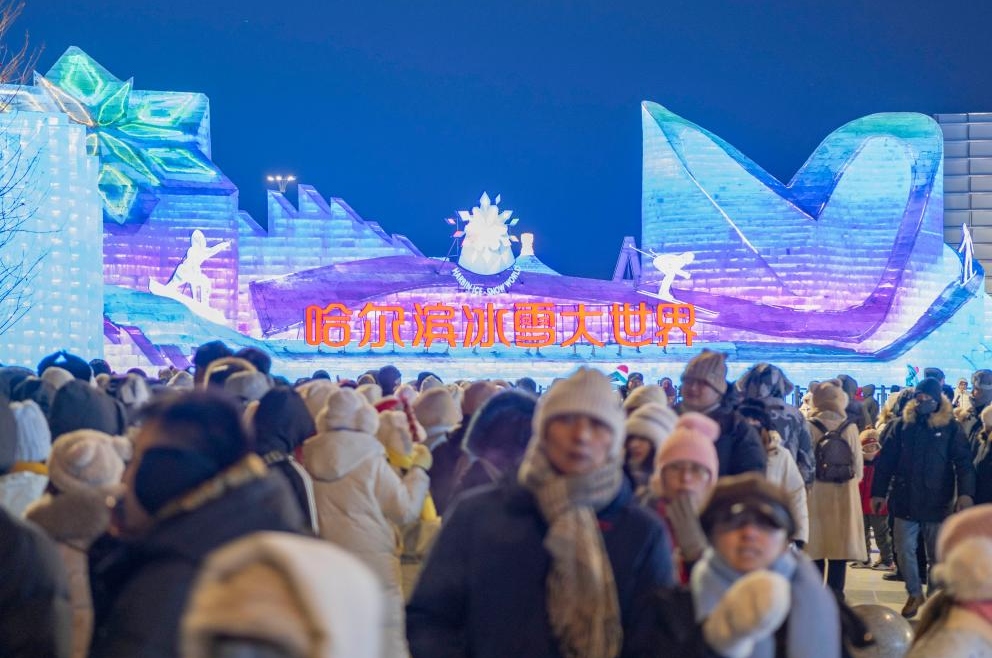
(870, 398, 975, 522)
(406, 478, 675, 658)
(0, 508, 72, 658)
(89, 468, 304, 658)
(677, 402, 767, 476)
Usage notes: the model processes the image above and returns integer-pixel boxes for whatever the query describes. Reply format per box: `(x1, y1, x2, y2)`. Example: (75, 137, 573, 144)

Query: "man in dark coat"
(0, 506, 73, 658)
(88, 391, 304, 658)
(676, 350, 766, 476)
(870, 377, 975, 619)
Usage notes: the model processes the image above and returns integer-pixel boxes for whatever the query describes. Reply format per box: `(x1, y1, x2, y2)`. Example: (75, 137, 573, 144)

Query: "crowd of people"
(2, 343, 992, 657)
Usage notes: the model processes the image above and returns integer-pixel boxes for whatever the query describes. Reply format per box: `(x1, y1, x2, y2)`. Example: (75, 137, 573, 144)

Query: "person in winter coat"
(738, 401, 809, 548)
(870, 377, 976, 619)
(624, 402, 678, 496)
(628, 473, 841, 658)
(853, 429, 894, 570)
(955, 369, 992, 454)
(431, 380, 499, 514)
(644, 412, 720, 584)
(805, 379, 866, 600)
(449, 389, 537, 501)
(908, 504, 992, 658)
(88, 391, 304, 658)
(676, 350, 766, 476)
(407, 367, 675, 658)
(303, 387, 430, 658)
(837, 374, 871, 432)
(974, 406, 992, 505)
(0, 505, 73, 658)
(0, 399, 52, 516)
(861, 384, 880, 428)
(736, 363, 815, 484)
(181, 532, 385, 658)
(26, 430, 131, 658)
(252, 387, 319, 534)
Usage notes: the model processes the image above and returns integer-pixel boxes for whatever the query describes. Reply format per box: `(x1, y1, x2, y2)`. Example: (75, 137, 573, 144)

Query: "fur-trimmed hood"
(903, 396, 954, 428)
(25, 487, 112, 546)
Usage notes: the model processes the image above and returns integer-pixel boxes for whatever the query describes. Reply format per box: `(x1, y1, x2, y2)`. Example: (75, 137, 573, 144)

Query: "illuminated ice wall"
(0, 90, 103, 365)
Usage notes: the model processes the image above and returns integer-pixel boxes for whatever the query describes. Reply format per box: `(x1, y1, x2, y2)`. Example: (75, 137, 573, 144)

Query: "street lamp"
(266, 174, 297, 193)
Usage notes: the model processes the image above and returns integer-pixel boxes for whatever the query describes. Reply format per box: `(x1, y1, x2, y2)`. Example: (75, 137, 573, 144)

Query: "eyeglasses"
(661, 461, 711, 480)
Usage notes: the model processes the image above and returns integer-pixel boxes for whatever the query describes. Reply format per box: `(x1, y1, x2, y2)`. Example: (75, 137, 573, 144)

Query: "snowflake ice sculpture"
(456, 192, 519, 275)
(37, 47, 234, 224)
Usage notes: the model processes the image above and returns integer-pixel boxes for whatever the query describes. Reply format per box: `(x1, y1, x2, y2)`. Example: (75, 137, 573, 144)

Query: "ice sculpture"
(457, 193, 519, 275)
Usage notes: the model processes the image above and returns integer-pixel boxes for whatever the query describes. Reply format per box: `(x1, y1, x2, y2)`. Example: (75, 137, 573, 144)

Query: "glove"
(666, 492, 709, 562)
(703, 571, 790, 658)
(870, 497, 887, 515)
(411, 443, 433, 471)
(955, 495, 975, 512)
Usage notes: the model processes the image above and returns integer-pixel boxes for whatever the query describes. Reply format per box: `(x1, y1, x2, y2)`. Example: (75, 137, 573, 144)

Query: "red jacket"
(860, 460, 888, 515)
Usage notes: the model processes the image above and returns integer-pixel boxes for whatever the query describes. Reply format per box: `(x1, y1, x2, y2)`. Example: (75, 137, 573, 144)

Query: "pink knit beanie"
(656, 412, 720, 477)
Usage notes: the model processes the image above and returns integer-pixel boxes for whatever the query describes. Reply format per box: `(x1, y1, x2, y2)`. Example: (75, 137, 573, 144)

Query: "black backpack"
(810, 418, 855, 483)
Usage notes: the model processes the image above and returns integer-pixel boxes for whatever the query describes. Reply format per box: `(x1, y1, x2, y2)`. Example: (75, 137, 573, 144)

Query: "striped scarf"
(518, 443, 624, 658)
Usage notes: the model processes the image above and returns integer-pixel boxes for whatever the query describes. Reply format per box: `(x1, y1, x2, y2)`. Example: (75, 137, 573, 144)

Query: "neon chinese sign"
(304, 301, 696, 350)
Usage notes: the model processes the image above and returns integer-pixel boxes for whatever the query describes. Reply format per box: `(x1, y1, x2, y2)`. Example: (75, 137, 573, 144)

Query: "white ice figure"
(959, 223, 976, 283)
(457, 193, 518, 275)
(649, 251, 695, 301)
(154, 229, 231, 306)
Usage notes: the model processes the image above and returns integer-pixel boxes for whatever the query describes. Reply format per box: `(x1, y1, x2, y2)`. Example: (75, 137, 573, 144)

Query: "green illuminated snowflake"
(37, 47, 233, 224)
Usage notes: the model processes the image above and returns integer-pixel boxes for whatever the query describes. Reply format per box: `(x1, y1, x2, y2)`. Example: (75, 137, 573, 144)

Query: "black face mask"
(916, 399, 939, 416)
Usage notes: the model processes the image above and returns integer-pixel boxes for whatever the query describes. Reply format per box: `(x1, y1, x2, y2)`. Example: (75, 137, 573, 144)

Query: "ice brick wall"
(938, 113, 992, 294)
(236, 185, 421, 334)
(0, 111, 103, 364)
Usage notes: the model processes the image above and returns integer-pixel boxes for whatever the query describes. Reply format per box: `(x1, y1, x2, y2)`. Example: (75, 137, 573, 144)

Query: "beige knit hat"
(933, 505, 992, 601)
(811, 379, 849, 415)
(297, 379, 339, 421)
(48, 429, 132, 493)
(376, 409, 414, 455)
(625, 402, 678, 449)
(534, 367, 625, 457)
(413, 387, 461, 436)
(681, 349, 728, 395)
(317, 388, 378, 435)
(622, 385, 669, 415)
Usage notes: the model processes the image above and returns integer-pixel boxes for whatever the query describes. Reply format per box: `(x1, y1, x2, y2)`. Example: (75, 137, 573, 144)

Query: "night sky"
(19, 0, 992, 278)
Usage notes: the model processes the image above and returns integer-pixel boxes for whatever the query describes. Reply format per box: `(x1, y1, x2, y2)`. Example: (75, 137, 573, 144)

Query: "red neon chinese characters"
(462, 304, 511, 347)
(656, 303, 696, 346)
(513, 302, 556, 348)
(610, 302, 653, 347)
(413, 303, 457, 348)
(561, 304, 605, 347)
(304, 303, 353, 347)
(358, 303, 406, 348)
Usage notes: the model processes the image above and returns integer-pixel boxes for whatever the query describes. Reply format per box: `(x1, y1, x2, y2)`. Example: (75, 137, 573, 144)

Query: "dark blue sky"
(20, 0, 992, 277)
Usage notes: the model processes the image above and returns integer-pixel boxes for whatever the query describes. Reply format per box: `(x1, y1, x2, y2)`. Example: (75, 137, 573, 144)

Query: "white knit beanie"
(413, 387, 461, 436)
(623, 385, 669, 415)
(11, 400, 52, 462)
(41, 366, 75, 391)
(624, 402, 678, 449)
(356, 383, 383, 406)
(297, 380, 339, 421)
(376, 409, 413, 455)
(317, 388, 378, 435)
(534, 367, 625, 457)
(48, 429, 132, 492)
